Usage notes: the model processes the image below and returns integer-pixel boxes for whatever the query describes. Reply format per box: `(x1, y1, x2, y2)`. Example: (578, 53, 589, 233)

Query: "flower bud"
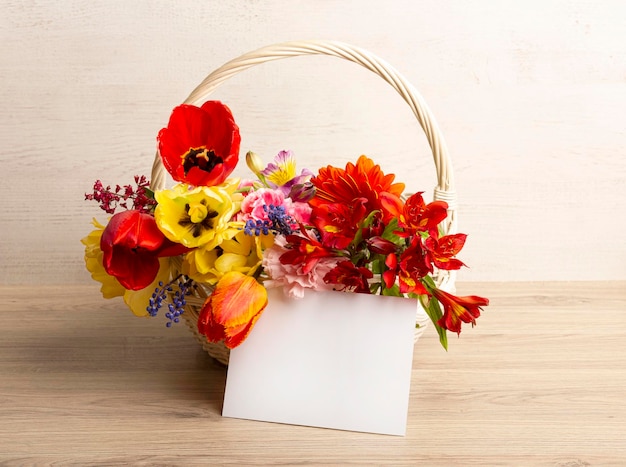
(288, 182, 316, 202)
(246, 151, 264, 176)
(366, 236, 397, 255)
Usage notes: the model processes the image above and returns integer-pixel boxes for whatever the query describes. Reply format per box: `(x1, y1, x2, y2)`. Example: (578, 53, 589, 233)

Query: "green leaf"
(371, 257, 384, 274)
(420, 294, 448, 351)
(351, 210, 381, 248)
(369, 282, 381, 295)
(381, 218, 403, 244)
(419, 276, 448, 350)
(382, 283, 401, 297)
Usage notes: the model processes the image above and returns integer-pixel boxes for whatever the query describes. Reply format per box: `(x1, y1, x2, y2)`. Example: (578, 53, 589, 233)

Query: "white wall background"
(1, 0, 625, 284)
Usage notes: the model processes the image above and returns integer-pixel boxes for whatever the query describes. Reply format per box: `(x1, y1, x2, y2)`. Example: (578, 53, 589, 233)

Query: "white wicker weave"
(150, 40, 457, 365)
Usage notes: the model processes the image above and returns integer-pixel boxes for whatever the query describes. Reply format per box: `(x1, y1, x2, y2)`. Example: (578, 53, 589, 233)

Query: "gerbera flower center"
(178, 200, 219, 238)
(182, 147, 223, 176)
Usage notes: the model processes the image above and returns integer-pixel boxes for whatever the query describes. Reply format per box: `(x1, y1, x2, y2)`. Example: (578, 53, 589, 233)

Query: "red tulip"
(100, 210, 187, 290)
(157, 101, 241, 187)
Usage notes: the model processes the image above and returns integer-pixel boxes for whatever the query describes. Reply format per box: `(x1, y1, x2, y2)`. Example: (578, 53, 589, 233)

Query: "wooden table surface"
(1, 282, 625, 466)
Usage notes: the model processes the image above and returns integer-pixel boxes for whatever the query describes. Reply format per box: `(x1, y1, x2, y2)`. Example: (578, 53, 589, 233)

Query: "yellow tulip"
(184, 230, 274, 285)
(154, 181, 242, 250)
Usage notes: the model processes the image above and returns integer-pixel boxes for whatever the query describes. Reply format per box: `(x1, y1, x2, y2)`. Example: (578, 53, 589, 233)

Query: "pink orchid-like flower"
(261, 150, 313, 196)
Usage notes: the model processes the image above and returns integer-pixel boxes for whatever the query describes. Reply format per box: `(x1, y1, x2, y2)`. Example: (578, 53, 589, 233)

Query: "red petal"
(104, 245, 160, 290)
(102, 210, 164, 252)
(157, 101, 241, 186)
(198, 298, 227, 343)
(100, 211, 165, 290)
(158, 105, 212, 183)
(379, 191, 404, 219)
(223, 311, 264, 349)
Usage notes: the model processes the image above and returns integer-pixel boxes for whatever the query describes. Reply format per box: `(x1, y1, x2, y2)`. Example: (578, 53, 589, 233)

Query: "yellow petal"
(187, 248, 219, 275)
(82, 218, 125, 299)
(215, 253, 248, 273)
(123, 258, 171, 317)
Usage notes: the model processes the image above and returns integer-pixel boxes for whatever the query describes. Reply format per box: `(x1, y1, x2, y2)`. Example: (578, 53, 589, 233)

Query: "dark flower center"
(178, 200, 219, 238)
(182, 147, 223, 175)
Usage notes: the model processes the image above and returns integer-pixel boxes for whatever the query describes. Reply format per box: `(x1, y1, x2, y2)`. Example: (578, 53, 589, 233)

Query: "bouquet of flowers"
(83, 100, 488, 351)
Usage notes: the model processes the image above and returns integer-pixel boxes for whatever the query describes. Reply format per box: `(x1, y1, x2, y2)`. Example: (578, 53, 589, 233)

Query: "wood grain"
(1, 282, 625, 465)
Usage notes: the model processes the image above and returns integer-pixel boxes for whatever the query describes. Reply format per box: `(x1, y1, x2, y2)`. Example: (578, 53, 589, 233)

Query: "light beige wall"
(2, 0, 625, 284)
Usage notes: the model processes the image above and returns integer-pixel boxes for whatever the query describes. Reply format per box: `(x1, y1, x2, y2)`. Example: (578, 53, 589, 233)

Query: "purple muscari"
(243, 204, 298, 237)
(265, 204, 296, 236)
(147, 276, 194, 327)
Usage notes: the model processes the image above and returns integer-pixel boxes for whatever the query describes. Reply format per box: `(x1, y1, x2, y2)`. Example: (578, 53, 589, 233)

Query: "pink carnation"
(238, 187, 312, 226)
(239, 188, 285, 222)
(262, 236, 340, 299)
(289, 201, 312, 224)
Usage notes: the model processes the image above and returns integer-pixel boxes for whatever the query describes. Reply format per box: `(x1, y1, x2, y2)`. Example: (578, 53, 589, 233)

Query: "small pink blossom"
(289, 201, 312, 224)
(239, 188, 285, 222)
(237, 187, 312, 226)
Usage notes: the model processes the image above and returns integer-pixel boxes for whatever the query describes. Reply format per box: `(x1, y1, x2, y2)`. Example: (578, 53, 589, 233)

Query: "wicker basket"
(150, 40, 457, 366)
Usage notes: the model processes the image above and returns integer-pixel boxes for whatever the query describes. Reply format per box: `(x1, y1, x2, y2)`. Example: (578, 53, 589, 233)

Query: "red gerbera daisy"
(310, 155, 404, 222)
(157, 101, 241, 187)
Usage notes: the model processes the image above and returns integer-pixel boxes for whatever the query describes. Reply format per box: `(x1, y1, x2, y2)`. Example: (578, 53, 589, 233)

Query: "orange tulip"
(197, 271, 268, 348)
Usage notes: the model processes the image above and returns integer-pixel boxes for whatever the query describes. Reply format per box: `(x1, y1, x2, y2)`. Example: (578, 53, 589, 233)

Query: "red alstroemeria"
(324, 260, 373, 294)
(157, 100, 241, 187)
(391, 192, 448, 238)
(279, 228, 338, 274)
(359, 210, 385, 239)
(101, 210, 188, 290)
(431, 287, 488, 335)
(424, 233, 467, 270)
(312, 198, 368, 249)
(310, 155, 404, 222)
(197, 271, 268, 349)
(383, 236, 431, 295)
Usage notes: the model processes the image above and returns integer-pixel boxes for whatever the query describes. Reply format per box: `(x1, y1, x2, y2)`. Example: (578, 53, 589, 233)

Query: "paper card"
(222, 288, 419, 436)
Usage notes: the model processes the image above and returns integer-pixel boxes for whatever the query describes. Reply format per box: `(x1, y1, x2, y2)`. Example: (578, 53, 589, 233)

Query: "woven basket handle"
(150, 40, 457, 236)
